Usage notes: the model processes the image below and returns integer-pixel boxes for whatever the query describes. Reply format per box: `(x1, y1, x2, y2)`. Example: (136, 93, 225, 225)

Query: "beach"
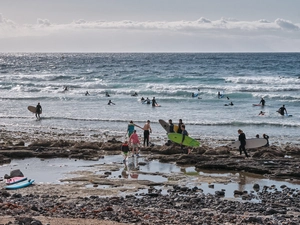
(1, 129, 300, 224)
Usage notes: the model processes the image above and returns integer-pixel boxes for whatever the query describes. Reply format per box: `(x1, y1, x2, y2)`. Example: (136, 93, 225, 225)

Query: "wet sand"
(1, 129, 300, 224)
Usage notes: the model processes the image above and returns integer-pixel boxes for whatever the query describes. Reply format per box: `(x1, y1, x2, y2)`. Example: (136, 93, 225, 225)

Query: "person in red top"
(129, 130, 140, 157)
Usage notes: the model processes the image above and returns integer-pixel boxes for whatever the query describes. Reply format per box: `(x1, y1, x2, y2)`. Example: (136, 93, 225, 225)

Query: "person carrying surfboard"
(238, 129, 249, 158)
(180, 125, 191, 154)
(177, 119, 184, 134)
(278, 105, 287, 116)
(259, 97, 265, 106)
(36, 102, 42, 120)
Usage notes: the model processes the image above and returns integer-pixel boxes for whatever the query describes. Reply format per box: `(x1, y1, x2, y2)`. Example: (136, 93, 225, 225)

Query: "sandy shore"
(1, 129, 300, 224)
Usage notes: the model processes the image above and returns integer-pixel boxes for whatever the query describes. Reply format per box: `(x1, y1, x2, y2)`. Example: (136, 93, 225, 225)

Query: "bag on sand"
(4, 169, 24, 179)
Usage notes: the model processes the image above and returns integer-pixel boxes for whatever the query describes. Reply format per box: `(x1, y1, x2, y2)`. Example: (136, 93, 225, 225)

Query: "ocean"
(0, 53, 300, 146)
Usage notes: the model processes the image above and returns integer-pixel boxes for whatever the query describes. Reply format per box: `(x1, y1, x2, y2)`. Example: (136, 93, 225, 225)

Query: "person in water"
(238, 129, 249, 157)
(36, 102, 42, 119)
(85, 91, 90, 96)
(152, 97, 158, 107)
(258, 111, 265, 116)
(108, 100, 115, 105)
(140, 97, 145, 101)
(105, 92, 110, 97)
(144, 97, 151, 104)
(278, 105, 287, 116)
(259, 97, 265, 106)
(143, 120, 152, 147)
(131, 92, 138, 96)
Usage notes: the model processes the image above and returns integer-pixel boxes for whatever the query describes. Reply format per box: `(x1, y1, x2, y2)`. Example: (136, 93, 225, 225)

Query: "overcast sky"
(1, 0, 300, 52)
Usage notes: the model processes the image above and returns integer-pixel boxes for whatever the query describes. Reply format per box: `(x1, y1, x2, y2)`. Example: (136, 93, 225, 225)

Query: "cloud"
(275, 18, 299, 30)
(0, 13, 299, 52)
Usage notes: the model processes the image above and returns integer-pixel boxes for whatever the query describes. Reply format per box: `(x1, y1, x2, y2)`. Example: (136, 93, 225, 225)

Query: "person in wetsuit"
(180, 125, 191, 154)
(177, 119, 184, 134)
(259, 98, 265, 106)
(152, 97, 157, 107)
(143, 120, 152, 147)
(238, 129, 249, 157)
(168, 119, 174, 133)
(36, 102, 42, 120)
(278, 105, 287, 116)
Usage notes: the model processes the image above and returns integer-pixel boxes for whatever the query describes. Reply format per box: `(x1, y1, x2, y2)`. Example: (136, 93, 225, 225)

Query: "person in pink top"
(129, 130, 140, 157)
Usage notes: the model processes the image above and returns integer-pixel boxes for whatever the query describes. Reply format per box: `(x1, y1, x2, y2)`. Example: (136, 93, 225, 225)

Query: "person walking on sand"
(35, 102, 42, 120)
(121, 140, 130, 163)
(177, 119, 184, 134)
(143, 120, 152, 147)
(129, 130, 140, 156)
(238, 129, 249, 157)
(168, 119, 174, 133)
(180, 125, 191, 154)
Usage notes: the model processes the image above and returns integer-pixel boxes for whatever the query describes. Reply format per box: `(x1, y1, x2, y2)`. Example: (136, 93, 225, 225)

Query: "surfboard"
(159, 119, 170, 133)
(5, 177, 27, 185)
(5, 179, 35, 190)
(192, 93, 199, 98)
(227, 138, 267, 149)
(253, 104, 263, 106)
(168, 133, 200, 147)
(174, 125, 179, 132)
(28, 106, 42, 114)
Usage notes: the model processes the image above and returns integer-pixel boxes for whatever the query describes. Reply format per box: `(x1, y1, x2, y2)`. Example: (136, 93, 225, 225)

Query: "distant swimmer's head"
(179, 119, 182, 123)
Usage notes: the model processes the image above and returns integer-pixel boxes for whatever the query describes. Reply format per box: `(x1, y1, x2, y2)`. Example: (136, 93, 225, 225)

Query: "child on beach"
(129, 130, 140, 157)
(121, 141, 130, 163)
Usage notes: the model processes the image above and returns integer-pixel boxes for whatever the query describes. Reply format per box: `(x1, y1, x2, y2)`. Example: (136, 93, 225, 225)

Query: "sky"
(1, 0, 300, 52)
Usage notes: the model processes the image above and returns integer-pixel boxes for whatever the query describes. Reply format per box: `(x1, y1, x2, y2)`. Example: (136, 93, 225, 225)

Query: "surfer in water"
(131, 92, 138, 96)
(259, 97, 265, 106)
(180, 125, 191, 154)
(152, 97, 158, 107)
(105, 92, 110, 97)
(36, 102, 42, 120)
(85, 91, 90, 96)
(278, 105, 287, 116)
(258, 111, 265, 116)
(238, 129, 249, 158)
(108, 100, 115, 105)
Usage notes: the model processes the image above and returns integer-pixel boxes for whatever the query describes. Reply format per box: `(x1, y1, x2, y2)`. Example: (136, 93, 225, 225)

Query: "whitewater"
(0, 53, 299, 146)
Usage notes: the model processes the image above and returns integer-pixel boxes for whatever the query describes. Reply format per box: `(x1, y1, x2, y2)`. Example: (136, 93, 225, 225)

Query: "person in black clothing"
(238, 129, 249, 157)
(36, 102, 42, 120)
(108, 100, 115, 105)
(121, 141, 130, 163)
(278, 105, 287, 116)
(152, 97, 157, 107)
(168, 119, 174, 133)
(263, 134, 269, 147)
(180, 125, 191, 154)
(259, 98, 265, 106)
(177, 119, 183, 134)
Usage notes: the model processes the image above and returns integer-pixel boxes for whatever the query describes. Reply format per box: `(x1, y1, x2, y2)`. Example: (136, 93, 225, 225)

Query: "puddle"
(1, 155, 299, 202)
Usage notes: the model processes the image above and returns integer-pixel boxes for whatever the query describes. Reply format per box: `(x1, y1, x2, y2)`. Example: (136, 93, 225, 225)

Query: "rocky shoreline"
(1, 132, 300, 224)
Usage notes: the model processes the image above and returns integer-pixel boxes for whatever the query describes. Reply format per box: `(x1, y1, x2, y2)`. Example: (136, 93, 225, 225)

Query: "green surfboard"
(168, 133, 200, 147)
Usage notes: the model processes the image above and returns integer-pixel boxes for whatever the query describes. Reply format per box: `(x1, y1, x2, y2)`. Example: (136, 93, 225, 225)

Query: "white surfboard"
(227, 138, 268, 149)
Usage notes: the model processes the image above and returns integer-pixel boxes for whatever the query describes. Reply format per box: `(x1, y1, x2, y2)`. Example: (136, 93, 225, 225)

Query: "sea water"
(0, 53, 300, 146)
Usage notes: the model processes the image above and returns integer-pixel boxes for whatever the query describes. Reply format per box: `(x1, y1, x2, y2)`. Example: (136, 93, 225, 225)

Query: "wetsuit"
(279, 107, 286, 116)
(143, 130, 150, 147)
(36, 104, 42, 114)
(177, 122, 183, 134)
(238, 132, 249, 157)
(260, 99, 265, 106)
(169, 123, 174, 133)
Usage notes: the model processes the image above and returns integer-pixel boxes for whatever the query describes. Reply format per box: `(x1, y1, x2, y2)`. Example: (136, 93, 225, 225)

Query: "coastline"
(1, 129, 300, 224)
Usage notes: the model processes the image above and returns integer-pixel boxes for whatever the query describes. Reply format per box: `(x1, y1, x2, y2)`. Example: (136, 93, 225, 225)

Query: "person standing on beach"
(143, 120, 152, 147)
(278, 105, 287, 116)
(35, 102, 42, 120)
(129, 130, 140, 156)
(177, 119, 184, 134)
(180, 125, 191, 154)
(168, 119, 174, 133)
(238, 129, 249, 157)
(127, 121, 135, 137)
